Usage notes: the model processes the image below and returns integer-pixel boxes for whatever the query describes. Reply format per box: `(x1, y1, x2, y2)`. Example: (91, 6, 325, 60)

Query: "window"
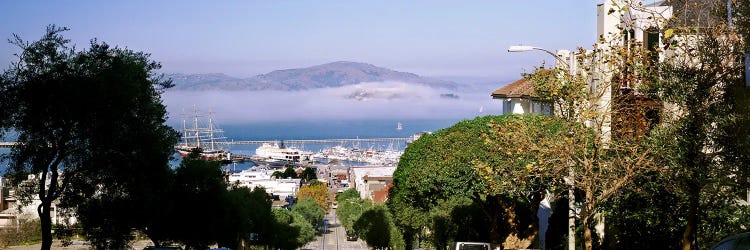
(503, 99, 512, 114)
(623, 29, 635, 46)
(645, 29, 660, 62)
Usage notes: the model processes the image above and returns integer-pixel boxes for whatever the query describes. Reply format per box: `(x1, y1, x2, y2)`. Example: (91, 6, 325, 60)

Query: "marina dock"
(219, 137, 411, 145)
(1, 137, 412, 149)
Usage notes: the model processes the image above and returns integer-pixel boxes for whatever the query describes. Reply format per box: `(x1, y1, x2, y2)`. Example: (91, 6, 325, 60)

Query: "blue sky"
(0, 1, 602, 82)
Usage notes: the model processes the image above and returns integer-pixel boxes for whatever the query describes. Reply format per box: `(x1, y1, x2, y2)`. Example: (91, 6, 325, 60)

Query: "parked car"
(449, 242, 491, 250)
(712, 232, 750, 250)
(346, 231, 358, 241)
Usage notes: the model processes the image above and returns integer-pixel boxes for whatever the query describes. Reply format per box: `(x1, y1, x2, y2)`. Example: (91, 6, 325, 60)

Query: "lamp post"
(508, 45, 570, 68)
(508, 44, 576, 250)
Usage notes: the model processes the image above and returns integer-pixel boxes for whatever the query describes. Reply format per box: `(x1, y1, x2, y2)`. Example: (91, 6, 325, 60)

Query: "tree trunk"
(482, 195, 505, 248)
(681, 188, 700, 250)
(568, 167, 576, 250)
(39, 200, 53, 250)
(583, 186, 594, 250)
(583, 218, 592, 250)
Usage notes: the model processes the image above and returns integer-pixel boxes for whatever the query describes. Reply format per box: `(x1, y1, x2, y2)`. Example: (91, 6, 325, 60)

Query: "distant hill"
(166, 61, 460, 91)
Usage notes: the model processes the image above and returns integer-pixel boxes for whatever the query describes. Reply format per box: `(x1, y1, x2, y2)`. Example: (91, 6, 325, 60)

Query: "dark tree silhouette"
(0, 25, 176, 250)
(299, 167, 317, 182)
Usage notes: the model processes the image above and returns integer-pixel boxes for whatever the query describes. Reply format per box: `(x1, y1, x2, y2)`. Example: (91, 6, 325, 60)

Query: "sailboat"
(175, 106, 230, 160)
(396, 122, 403, 131)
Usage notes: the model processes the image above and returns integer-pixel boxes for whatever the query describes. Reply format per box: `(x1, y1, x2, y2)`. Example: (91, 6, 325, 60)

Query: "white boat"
(255, 142, 313, 163)
(397, 122, 403, 131)
(316, 144, 403, 165)
(176, 106, 230, 160)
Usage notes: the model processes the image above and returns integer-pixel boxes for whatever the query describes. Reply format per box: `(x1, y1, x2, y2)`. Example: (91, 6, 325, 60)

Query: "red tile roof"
(372, 183, 393, 203)
(491, 78, 538, 99)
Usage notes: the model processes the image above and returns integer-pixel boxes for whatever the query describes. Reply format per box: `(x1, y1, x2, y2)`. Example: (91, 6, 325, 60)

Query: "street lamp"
(508, 45, 569, 68)
(508, 44, 576, 250)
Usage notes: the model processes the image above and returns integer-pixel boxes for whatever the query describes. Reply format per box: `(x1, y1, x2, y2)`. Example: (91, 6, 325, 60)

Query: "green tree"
(170, 149, 228, 250)
(244, 187, 274, 246)
(270, 208, 315, 250)
(0, 26, 177, 250)
(291, 211, 316, 246)
(308, 179, 324, 186)
(477, 113, 654, 250)
(429, 197, 491, 250)
(354, 204, 405, 250)
(292, 198, 325, 227)
(217, 187, 273, 249)
(652, 15, 750, 249)
(270, 209, 299, 250)
(284, 166, 298, 178)
(336, 196, 372, 232)
(389, 116, 539, 249)
(602, 171, 684, 250)
(272, 166, 299, 179)
(300, 167, 317, 182)
(336, 188, 361, 202)
(516, 5, 663, 249)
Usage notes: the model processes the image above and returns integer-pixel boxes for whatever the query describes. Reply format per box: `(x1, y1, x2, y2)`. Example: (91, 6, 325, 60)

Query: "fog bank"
(161, 81, 501, 125)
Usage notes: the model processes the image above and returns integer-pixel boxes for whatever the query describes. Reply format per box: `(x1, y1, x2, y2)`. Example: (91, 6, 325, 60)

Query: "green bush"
(0, 219, 42, 248)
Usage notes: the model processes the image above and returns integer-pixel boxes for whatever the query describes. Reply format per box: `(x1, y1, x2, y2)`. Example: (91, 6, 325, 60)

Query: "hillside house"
(491, 78, 552, 115)
(0, 175, 68, 230)
(349, 166, 396, 202)
(494, 0, 672, 140)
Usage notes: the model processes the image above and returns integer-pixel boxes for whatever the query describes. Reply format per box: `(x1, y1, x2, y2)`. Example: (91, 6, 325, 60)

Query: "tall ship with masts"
(175, 106, 230, 160)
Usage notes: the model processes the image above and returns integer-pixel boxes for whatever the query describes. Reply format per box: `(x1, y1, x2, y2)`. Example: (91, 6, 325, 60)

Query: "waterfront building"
(228, 168, 301, 201)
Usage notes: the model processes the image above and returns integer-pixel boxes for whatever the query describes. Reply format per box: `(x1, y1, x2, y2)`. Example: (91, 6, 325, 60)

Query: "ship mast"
(193, 105, 200, 148)
(182, 109, 188, 147)
(209, 109, 215, 151)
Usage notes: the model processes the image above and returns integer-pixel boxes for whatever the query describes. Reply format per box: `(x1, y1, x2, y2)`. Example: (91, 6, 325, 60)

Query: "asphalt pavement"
(302, 209, 368, 250)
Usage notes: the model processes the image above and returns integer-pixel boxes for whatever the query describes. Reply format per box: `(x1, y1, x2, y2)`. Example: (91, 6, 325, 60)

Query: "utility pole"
(509, 46, 578, 250)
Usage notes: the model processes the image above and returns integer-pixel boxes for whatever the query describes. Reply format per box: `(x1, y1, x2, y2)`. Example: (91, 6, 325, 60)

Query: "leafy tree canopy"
(299, 167, 317, 182)
(297, 182, 328, 211)
(354, 204, 405, 250)
(336, 196, 372, 232)
(0, 25, 176, 250)
(336, 188, 361, 202)
(270, 208, 315, 250)
(388, 115, 544, 248)
(292, 198, 325, 227)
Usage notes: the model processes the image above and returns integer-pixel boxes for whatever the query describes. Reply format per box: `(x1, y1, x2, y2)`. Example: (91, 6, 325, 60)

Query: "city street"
(302, 209, 368, 250)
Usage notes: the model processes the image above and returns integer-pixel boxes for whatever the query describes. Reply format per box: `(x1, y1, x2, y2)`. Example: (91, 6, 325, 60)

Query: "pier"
(0, 137, 413, 148)
(220, 137, 411, 145)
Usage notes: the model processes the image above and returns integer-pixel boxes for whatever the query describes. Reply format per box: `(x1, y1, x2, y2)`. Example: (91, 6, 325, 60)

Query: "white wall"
(501, 98, 551, 116)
